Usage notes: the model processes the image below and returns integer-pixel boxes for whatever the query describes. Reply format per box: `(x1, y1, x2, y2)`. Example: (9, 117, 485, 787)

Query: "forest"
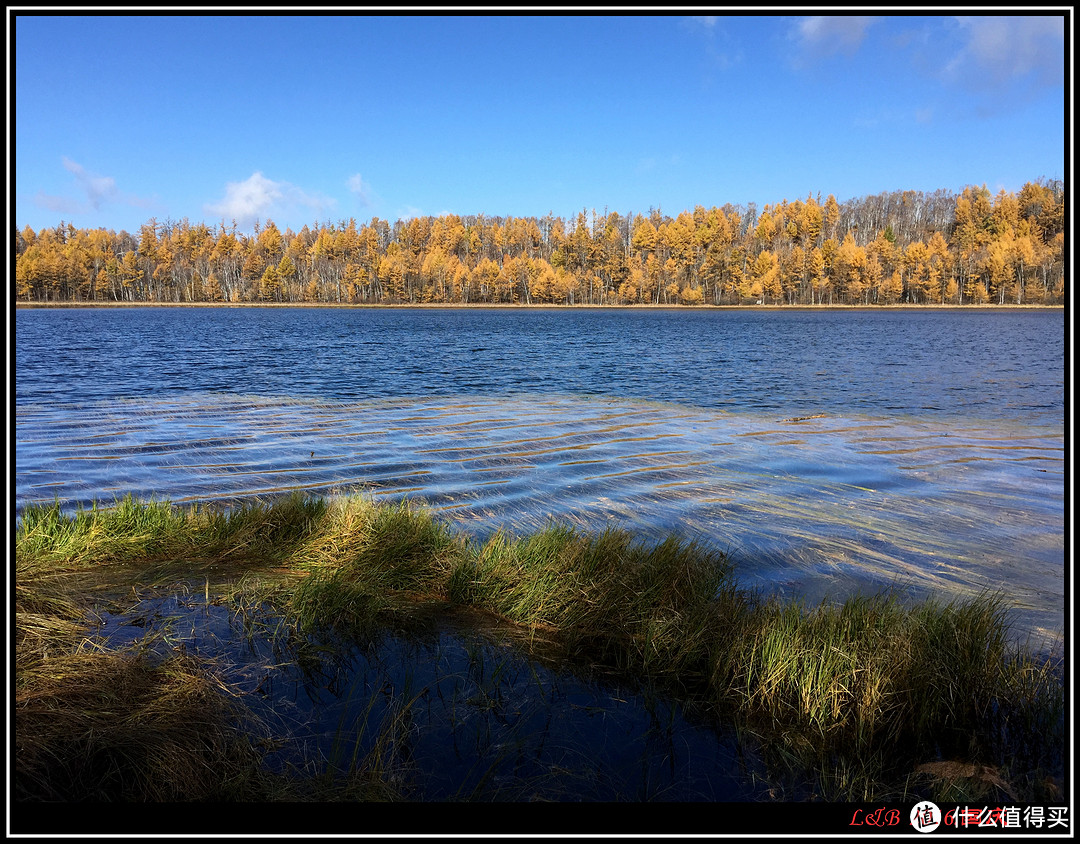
(14, 180, 1065, 307)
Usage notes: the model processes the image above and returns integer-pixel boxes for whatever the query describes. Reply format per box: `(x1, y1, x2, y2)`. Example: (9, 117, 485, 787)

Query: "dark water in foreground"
(98, 592, 757, 801)
(15, 306, 1066, 800)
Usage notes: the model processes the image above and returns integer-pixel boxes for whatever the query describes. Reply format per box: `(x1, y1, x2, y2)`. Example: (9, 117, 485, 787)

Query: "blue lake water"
(15, 306, 1066, 648)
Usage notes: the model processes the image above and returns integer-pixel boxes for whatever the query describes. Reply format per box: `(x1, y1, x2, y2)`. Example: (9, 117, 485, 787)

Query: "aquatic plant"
(15, 644, 263, 801)
(14, 493, 1065, 803)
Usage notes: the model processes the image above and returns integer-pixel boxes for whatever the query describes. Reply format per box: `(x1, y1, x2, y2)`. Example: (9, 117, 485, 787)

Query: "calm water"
(16, 306, 1065, 646)
(14, 306, 1066, 800)
(96, 591, 755, 801)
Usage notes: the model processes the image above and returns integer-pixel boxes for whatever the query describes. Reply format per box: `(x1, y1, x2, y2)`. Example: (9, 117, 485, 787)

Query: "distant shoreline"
(13, 301, 1064, 311)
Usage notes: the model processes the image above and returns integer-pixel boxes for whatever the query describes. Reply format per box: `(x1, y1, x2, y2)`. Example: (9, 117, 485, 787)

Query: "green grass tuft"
(14, 494, 1064, 803)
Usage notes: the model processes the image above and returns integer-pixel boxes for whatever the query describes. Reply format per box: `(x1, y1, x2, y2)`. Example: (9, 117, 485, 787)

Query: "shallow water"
(17, 391, 1064, 648)
(94, 590, 761, 801)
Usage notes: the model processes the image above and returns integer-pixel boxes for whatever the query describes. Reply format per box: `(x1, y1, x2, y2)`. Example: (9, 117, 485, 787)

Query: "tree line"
(14, 180, 1065, 306)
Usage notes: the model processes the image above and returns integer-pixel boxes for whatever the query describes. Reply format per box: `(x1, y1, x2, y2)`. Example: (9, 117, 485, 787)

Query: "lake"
(14, 305, 1067, 802)
(15, 305, 1065, 648)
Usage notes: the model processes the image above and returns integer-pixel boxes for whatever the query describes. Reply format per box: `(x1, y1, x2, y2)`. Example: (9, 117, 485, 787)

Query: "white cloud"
(945, 16, 1064, 92)
(205, 171, 334, 227)
(206, 172, 282, 221)
(34, 157, 153, 218)
(793, 15, 877, 59)
(62, 156, 118, 209)
(346, 172, 373, 206)
(34, 191, 83, 215)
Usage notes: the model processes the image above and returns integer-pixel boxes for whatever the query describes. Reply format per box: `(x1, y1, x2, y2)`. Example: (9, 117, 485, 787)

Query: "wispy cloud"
(635, 153, 682, 177)
(205, 172, 334, 228)
(34, 157, 154, 218)
(850, 105, 935, 130)
(943, 16, 1064, 94)
(877, 16, 1063, 126)
(791, 15, 877, 63)
(346, 172, 373, 206)
(62, 156, 117, 208)
(684, 14, 743, 71)
(685, 16, 718, 31)
(635, 156, 657, 175)
(34, 191, 83, 215)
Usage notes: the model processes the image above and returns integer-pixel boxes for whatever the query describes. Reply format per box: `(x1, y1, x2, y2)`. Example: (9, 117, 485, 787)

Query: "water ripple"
(14, 392, 1064, 648)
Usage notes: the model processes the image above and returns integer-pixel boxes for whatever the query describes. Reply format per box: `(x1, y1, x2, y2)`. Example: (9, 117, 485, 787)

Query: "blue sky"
(12, 12, 1068, 235)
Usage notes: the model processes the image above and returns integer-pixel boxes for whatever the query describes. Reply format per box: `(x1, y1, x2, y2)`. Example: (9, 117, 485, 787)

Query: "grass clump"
(722, 590, 1064, 799)
(16, 492, 329, 573)
(448, 525, 735, 682)
(14, 557, 265, 802)
(14, 558, 93, 663)
(295, 496, 464, 592)
(14, 494, 1065, 803)
(16, 496, 185, 571)
(15, 648, 264, 801)
(287, 569, 390, 640)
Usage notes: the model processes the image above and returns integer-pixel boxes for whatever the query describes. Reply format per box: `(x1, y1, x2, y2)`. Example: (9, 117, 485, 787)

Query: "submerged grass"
(14, 493, 1065, 803)
(13, 572, 265, 804)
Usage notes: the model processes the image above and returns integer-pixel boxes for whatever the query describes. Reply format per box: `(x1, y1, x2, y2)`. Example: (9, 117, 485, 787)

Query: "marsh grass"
(14, 560, 95, 667)
(17, 493, 328, 573)
(15, 646, 264, 801)
(298, 495, 464, 592)
(14, 493, 1065, 802)
(729, 591, 1012, 747)
(722, 590, 1065, 801)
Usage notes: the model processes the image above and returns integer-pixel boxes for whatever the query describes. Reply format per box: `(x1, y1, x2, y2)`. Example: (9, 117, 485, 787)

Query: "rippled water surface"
(16, 307, 1066, 647)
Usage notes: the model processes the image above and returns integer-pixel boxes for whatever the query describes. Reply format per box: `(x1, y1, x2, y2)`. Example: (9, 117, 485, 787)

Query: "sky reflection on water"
(16, 391, 1064, 648)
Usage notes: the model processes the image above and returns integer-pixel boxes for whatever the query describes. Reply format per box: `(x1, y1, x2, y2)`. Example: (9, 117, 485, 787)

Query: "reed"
(15, 646, 264, 801)
(447, 524, 737, 684)
(16, 492, 329, 571)
(300, 496, 464, 591)
(14, 493, 1064, 803)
